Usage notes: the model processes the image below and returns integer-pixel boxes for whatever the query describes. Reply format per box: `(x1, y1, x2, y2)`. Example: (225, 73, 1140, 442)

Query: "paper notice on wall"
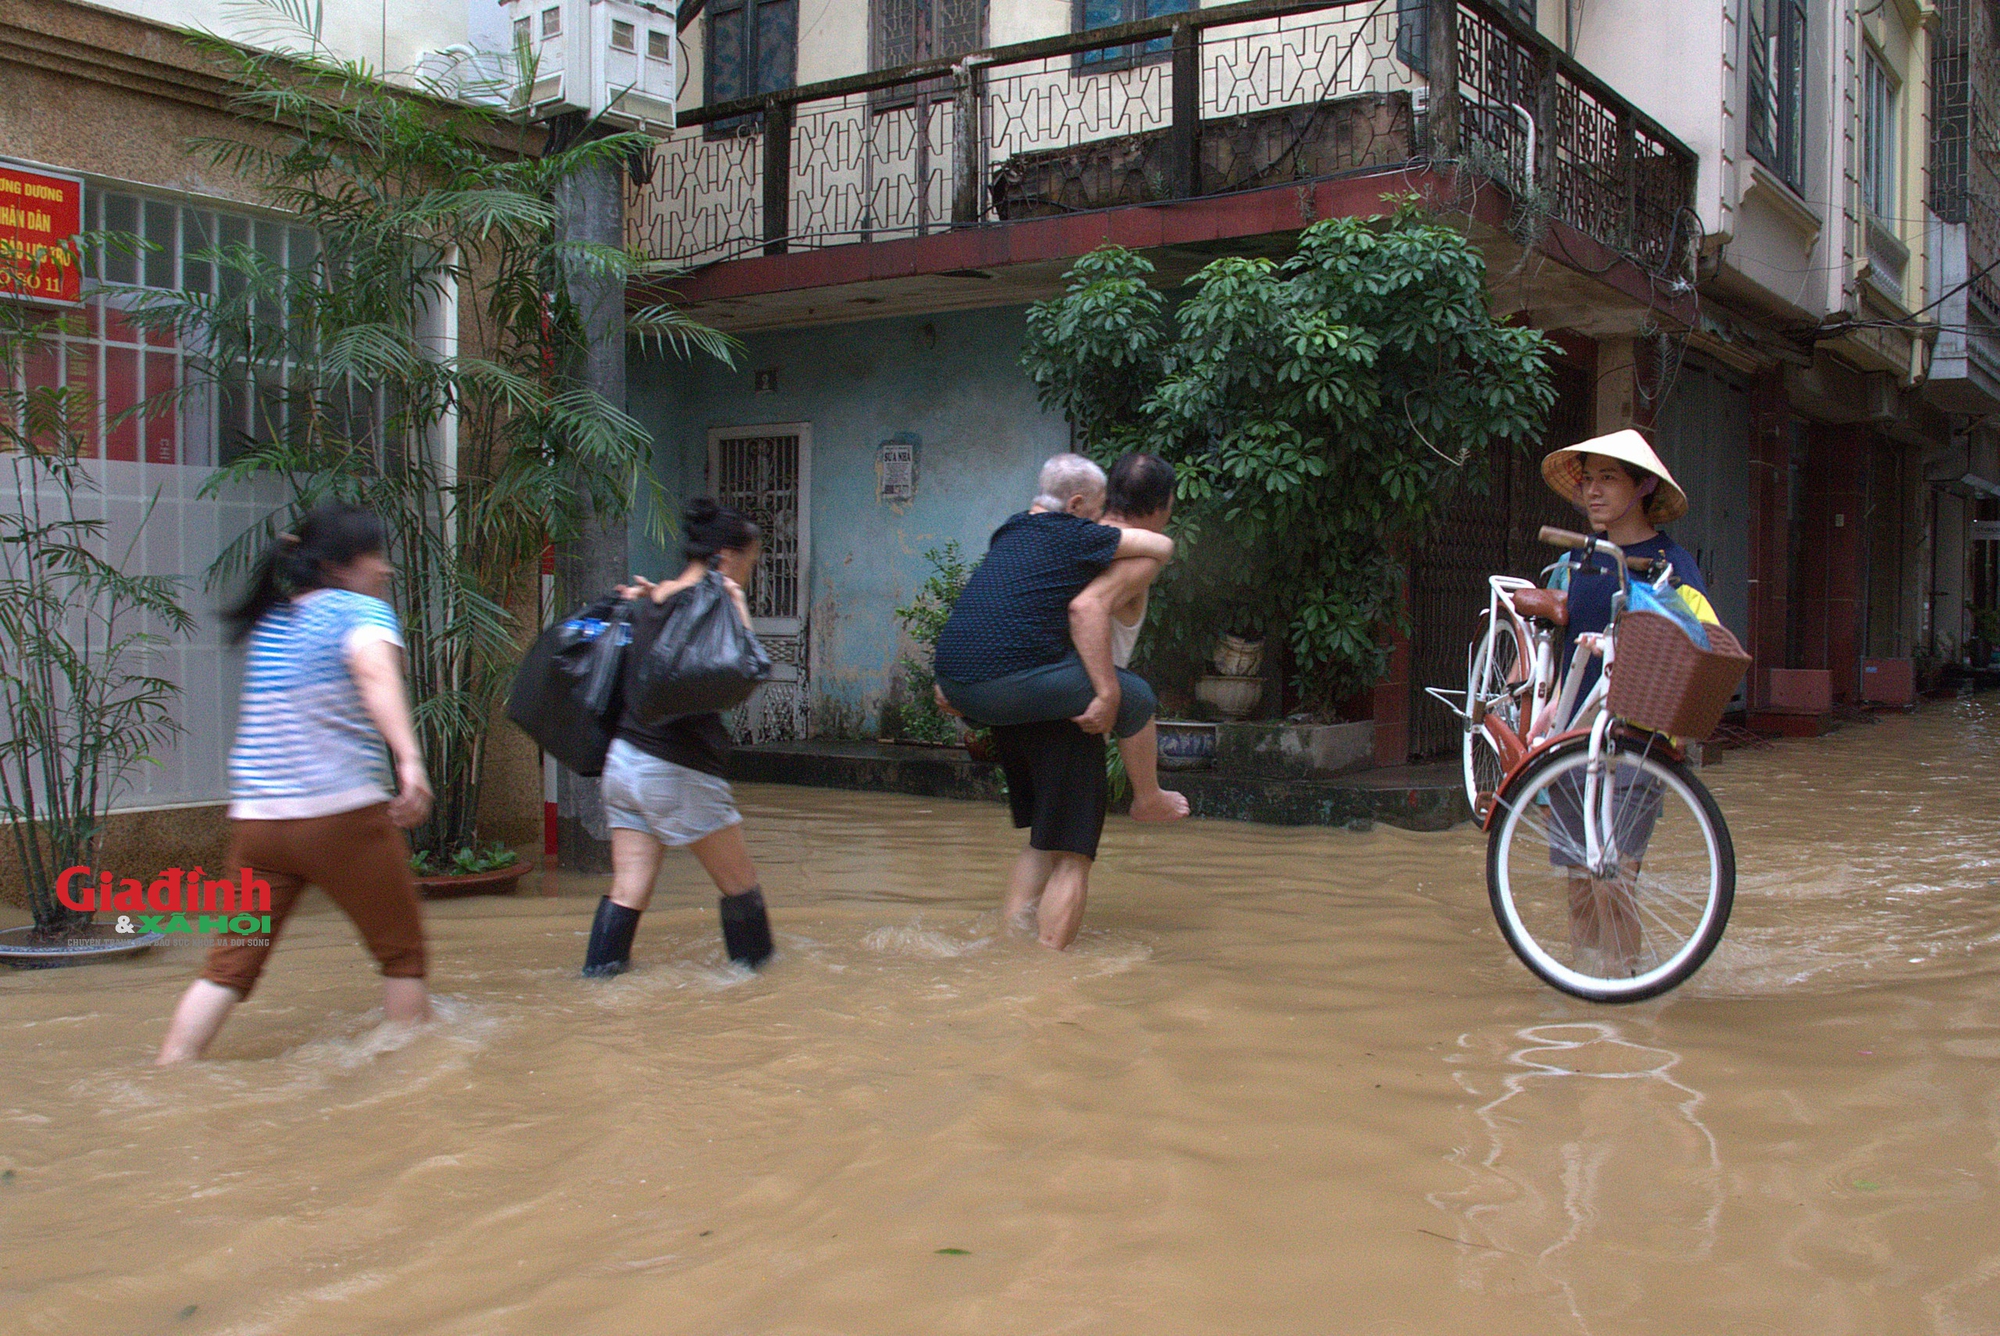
(876, 434, 918, 507)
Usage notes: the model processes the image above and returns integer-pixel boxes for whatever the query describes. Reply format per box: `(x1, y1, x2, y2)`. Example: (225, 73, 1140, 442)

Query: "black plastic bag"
(504, 596, 632, 777)
(629, 572, 772, 726)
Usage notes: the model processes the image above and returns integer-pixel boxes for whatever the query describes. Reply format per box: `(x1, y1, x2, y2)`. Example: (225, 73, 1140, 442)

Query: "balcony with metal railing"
(1927, 0, 2000, 414)
(629, 0, 1695, 317)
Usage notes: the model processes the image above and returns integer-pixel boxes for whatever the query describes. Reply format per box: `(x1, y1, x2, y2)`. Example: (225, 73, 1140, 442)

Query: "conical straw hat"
(1541, 429, 1688, 525)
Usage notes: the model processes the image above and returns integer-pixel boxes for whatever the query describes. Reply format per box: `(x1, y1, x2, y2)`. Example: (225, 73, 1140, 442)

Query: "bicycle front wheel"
(1486, 737, 1733, 1002)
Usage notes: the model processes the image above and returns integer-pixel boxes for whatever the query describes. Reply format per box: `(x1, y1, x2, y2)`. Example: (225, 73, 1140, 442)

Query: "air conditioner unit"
(502, 0, 677, 133)
(1861, 370, 1902, 423)
(414, 44, 518, 108)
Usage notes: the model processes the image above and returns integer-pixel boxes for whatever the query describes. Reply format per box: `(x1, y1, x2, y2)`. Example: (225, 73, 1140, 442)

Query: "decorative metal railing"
(1932, 0, 2000, 314)
(630, 0, 1695, 283)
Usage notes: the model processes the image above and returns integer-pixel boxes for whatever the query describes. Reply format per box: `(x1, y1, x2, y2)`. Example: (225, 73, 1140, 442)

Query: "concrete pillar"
(1798, 423, 1867, 702)
(553, 152, 629, 874)
(1594, 336, 1637, 434)
(1743, 373, 1791, 707)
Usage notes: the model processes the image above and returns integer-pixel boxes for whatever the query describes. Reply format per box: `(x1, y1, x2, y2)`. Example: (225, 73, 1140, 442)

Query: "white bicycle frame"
(1583, 700, 1623, 872)
(1437, 536, 1679, 868)
(1427, 572, 1613, 775)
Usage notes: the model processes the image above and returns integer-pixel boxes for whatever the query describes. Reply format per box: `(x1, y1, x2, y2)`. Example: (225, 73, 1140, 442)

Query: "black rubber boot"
(582, 896, 642, 977)
(718, 888, 774, 969)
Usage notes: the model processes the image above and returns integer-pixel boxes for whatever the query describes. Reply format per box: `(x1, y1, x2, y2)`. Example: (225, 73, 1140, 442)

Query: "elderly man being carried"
(931, 452, 1187, 949)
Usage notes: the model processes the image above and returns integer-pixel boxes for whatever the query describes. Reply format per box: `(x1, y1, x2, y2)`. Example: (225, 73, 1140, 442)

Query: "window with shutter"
(706, 0, 798, 109)
(1073, 0, 1192, 72)
(871, 0, 986, 70)
(870, 0, 985, 111)
(1746, 0, 1807, 192)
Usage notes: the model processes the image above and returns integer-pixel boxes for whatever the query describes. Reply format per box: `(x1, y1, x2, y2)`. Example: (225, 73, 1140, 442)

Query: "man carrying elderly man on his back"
(932, 451, 1185, 950)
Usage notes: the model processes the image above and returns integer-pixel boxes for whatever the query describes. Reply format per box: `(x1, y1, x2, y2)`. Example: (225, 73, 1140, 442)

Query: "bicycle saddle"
(1514, 588, 1568, 626)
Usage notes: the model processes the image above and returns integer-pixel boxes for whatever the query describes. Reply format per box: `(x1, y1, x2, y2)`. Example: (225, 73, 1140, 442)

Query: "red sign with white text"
(0, 161, 84, 305)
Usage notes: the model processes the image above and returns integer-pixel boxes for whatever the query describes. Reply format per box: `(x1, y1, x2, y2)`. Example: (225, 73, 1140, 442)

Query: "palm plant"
(0, 281, 194, 935)
(133, 2, 734, 867)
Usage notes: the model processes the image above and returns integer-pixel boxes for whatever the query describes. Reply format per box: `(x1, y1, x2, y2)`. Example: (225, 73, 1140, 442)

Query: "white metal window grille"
(1748, 0, 1808, 191)
(1074, 0, 1192, 69)
(709, 424, 811, 742)
(1, 181, 338, 810)
(708, 425, 809, 626)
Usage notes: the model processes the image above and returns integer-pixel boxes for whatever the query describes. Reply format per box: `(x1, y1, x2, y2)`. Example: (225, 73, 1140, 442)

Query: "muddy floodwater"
(7, 700, 2000, 1335)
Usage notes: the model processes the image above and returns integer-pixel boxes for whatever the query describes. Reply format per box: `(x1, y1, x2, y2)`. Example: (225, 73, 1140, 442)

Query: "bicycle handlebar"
(1537, 526, 1654, 573)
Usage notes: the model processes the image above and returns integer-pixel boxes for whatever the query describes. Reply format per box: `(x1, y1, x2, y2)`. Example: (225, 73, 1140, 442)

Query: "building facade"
(622, 0, 1703, 762)
(1577, 0, 2000, 709)
(0, 0, 544, 892)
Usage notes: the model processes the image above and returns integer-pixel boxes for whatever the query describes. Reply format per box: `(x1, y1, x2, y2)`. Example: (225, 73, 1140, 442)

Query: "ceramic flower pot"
(1212, 635, 1265, 678)
(1195, 674, 1265, 720)
(1155, 720, 1218, 770)
(0, 923, 166, 969)
(416, 861, 532, 899)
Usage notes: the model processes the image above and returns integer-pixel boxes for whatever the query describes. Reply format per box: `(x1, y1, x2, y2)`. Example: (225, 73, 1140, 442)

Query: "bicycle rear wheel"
(1461, 615, 1522, 811)
(1486, 736, 1733, 1002)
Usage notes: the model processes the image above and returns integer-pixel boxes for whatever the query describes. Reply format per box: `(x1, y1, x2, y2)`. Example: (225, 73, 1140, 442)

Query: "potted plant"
(412, 842, 533, 898)
(131, 8, 737, 884)
(1212, 614, 1266, 677)
(0, 268, 194, 966)
(1193, 609, 1267, 719)
(1153, 720, 1218, 770)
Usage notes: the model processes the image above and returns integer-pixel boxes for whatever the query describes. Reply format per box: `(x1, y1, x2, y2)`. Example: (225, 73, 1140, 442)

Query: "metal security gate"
(1407, 447, 1511, 759)
(709, 424, 812, 743)
(1652, 361, 1752, 638)
(1408, 363, 1592, 758)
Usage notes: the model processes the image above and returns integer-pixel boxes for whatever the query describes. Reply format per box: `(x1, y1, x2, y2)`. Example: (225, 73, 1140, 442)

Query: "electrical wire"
(1795, 253, 2000, 341)
(1895, 252, 2000, 321)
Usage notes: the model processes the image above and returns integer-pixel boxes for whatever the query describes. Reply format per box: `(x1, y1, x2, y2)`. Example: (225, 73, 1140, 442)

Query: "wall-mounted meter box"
(503, 0, 677, 132)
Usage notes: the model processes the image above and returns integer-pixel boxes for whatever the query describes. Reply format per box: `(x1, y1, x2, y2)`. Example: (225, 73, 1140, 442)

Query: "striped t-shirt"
(227, 588, 405, 820)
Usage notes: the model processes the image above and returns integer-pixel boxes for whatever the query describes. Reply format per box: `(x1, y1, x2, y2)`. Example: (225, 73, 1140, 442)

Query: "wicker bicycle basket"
(1606, 611, 1752, 740)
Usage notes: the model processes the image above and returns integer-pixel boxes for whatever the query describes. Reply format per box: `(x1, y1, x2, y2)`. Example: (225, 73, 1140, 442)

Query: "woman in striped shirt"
(156, 504, 434, 1063)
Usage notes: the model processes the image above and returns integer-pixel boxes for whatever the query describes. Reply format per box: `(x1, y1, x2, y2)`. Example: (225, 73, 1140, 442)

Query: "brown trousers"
(201, 803, 428, 997)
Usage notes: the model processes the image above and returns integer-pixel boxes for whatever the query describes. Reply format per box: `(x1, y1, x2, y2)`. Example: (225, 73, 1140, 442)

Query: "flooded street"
(7, 699, 2000, 1335)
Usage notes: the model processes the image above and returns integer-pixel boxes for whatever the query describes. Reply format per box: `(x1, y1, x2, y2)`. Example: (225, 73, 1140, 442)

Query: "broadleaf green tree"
(1022, 207, 1555, 711)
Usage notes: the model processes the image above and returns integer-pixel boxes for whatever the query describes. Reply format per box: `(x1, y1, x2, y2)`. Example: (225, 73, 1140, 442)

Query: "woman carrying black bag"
(581, 498, 775, 977)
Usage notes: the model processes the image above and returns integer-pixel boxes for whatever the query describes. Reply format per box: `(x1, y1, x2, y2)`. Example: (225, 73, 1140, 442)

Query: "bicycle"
(1426, 526, 1744, 1002)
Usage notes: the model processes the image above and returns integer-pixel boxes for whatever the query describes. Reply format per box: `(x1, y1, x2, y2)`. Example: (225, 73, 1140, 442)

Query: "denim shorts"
(1545, 766, 1665, 870)
(601, 738, 741, 847)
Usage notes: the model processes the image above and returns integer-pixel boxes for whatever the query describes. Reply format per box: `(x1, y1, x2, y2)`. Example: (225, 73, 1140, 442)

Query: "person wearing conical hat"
(1540, 429, 1720, 971)
(1542, 428, 1719, 695)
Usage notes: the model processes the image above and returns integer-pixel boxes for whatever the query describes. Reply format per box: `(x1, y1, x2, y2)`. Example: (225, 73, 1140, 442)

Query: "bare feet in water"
(1130, 788, 1190, 822)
